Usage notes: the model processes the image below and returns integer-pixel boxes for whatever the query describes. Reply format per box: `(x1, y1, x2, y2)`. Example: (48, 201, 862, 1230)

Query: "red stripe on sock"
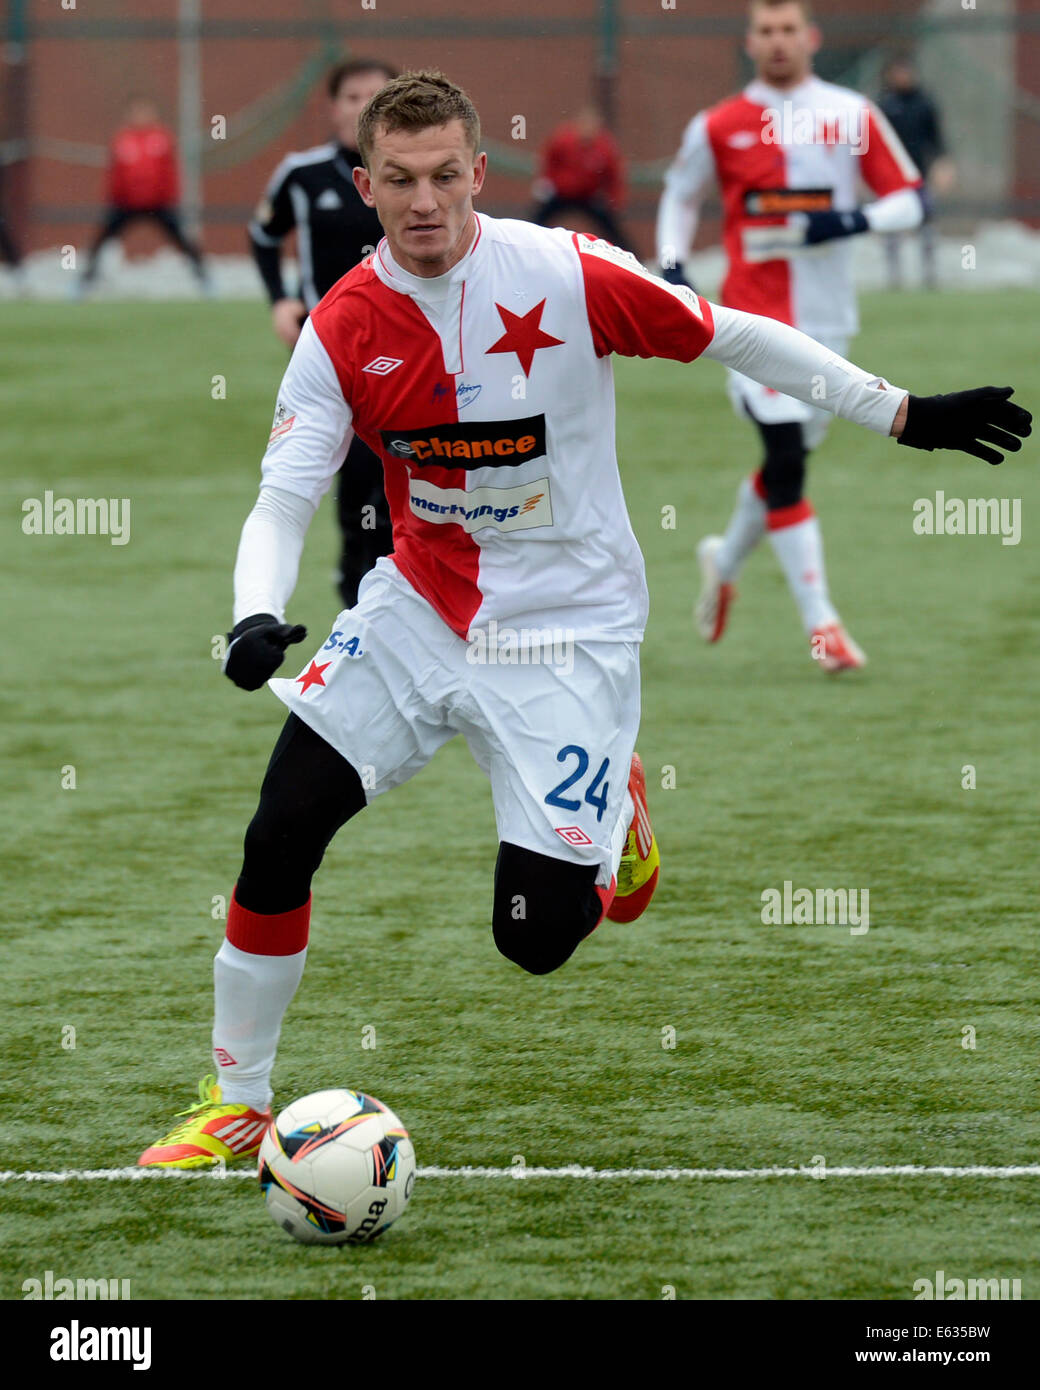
(752, 470, 767, 501)
(766, 499, 814, 531)
(226, 889, 311, 956)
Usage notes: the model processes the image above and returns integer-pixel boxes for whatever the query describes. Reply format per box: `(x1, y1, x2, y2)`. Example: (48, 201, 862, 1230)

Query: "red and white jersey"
(258, 213, 717, 645)
(657, 75, 922, 338)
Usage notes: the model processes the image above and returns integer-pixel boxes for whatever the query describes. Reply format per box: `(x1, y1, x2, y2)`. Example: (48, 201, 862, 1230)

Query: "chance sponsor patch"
(380, 414, 546, 470)
(408, 476, 553, 533)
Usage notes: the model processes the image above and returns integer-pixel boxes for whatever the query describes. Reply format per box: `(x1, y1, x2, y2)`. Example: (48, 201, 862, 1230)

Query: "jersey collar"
(745, 74, 821, 109)
(372, 211, 485, 301)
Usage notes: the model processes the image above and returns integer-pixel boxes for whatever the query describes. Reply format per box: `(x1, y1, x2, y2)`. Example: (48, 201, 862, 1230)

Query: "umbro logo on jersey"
(381, 414, 547, 470)
(316, 188, 343, 209)
(727, 130, 760, 149)
(363, 356, 404, 375)
(555, 826, 593, 847)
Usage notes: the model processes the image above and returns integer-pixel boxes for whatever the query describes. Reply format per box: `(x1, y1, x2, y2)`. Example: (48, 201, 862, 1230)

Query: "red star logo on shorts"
(295, 660, 331, 693)
(485, 299, 564, 376)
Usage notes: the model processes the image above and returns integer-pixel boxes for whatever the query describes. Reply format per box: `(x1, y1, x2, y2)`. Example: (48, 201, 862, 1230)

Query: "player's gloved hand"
(802, 209, 869, 245)
(223, 613, 308, 690)
(897, 386, 1032, 466)
(661, 263, 697, 293)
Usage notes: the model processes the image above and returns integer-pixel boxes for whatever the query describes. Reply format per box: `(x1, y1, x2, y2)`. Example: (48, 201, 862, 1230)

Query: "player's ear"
(807, 23, 823, 57)
(353, 163, 376, 207)
(470, 151, 488, 197)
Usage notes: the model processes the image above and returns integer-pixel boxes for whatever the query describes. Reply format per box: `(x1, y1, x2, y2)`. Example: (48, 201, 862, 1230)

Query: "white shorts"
(268, 557, 640, 887)
(726, 333, 849, 451)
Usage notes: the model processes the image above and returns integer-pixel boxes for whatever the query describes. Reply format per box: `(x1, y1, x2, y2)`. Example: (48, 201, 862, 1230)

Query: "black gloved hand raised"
(223, 613, 308, 690)
(897, 386, 1032, 466)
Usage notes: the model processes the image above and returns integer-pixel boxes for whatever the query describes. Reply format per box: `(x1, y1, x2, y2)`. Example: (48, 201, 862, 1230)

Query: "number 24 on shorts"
(544, 745, 610, 823)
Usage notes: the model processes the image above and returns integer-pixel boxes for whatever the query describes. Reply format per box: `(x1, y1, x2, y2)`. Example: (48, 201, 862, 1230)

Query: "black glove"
(223, 613, 307, 690)
(897, 386, 1032, 466)
(803, 209, 869, 245)
(661, 263, 697, 293)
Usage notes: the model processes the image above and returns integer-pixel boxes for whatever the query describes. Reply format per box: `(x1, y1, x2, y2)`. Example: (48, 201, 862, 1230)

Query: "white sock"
(212, 939, 307, 1112)
(715, 475, 767, 582)
(607, 790, 635, 881)
(767, 513, 838, 633)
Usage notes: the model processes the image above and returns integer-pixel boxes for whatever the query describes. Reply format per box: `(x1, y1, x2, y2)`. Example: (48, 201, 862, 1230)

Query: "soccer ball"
(258, 1089, 416, 1245)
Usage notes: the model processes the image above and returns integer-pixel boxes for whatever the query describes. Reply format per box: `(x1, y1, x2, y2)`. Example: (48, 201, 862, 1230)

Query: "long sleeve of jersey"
(577, 236, 905, 435)
(232, 486, 316, 623)
(858, 103, 924, 233)
(232, 317, 354, 620)
(248, 156, 299, 303)
(655, 111, 715, 269)
(703, 302, 905, 434)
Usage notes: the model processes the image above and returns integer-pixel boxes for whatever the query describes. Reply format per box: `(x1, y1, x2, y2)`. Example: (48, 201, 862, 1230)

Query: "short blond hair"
(357, 69, 481, 168)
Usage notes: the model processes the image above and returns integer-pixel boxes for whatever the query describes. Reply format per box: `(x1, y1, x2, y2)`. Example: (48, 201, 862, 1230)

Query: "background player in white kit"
(657, 0, 927, 670)
(137, 71, 1029, 1169)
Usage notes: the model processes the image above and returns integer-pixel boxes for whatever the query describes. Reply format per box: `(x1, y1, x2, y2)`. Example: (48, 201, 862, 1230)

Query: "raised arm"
(576, 234, 1031, 462)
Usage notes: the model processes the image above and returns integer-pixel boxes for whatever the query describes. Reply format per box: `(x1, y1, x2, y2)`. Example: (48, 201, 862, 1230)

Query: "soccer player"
(249, 59, 397, 608)
(79, 96, 209, 295)
(138, 70, 1028, 1168)
(657, 0, 927, 670)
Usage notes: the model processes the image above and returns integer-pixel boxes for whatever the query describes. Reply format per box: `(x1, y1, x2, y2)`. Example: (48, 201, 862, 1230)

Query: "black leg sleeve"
(235, 713, 368, 914)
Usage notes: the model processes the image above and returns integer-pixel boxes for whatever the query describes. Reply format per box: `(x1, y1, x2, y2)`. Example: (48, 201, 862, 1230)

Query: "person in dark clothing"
(249, 60, 397, 608)
(0, 162, 24, 283)
(878, 58, 956, 290)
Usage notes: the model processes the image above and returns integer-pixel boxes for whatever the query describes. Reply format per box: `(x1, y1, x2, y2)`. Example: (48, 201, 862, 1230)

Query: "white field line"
(2, 1164, 1040, 1184)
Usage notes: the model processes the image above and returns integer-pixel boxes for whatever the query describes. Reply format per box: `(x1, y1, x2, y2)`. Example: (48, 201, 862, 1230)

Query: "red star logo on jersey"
(295, 660, 331, 693)
(485, 299, 564, 376)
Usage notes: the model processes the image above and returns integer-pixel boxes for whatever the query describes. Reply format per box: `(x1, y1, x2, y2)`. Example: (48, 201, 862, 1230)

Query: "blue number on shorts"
(545, 746, 611, 823)
(585, 757, 610, 823)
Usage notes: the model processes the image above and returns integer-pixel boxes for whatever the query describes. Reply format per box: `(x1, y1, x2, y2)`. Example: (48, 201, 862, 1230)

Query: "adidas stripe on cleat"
(138, 1074, 271, 1169)
(607, 752, 660, 923)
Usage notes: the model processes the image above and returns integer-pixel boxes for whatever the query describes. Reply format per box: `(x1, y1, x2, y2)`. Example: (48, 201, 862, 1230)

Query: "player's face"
(331, 70, 392, 151)
(354, 120, 487, 278)
(746, 3, 820, 88)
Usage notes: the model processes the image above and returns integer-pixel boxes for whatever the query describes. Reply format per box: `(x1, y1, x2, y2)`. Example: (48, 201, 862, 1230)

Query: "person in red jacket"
(80, 96, 209, 292)
(532, 104, 630, 249)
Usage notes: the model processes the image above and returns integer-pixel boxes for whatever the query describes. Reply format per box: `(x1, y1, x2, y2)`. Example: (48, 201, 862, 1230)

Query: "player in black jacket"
(249, 60, 397, 607)
(878, 58, 956, 291)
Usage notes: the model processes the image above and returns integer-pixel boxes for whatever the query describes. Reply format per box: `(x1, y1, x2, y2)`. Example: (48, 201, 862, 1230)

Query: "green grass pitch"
(1, 291, 1037, 1300)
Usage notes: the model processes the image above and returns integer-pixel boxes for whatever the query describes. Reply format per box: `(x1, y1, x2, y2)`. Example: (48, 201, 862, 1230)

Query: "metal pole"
(4, 0, 30, 251)
(596, 0, 619, 128)
(178, 0, 202, 240)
